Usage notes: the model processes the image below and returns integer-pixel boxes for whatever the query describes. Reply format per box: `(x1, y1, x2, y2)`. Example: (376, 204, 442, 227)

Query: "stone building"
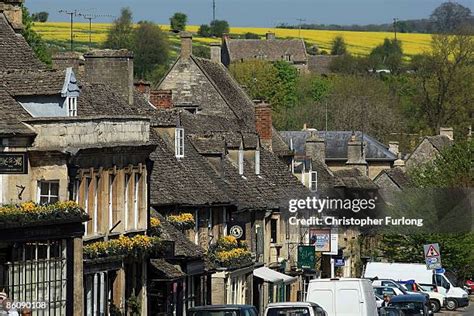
(405, 128, 454, 169)
(219, 32, 309, 72)
(0, 2, 158, 314)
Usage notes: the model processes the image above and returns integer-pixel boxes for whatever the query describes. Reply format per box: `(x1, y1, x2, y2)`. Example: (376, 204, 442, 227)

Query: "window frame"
(175, 127, 185, 158)
(108, 174, 115, 231)
(124, 174, 130, 231)
(37, 180, 60, 205)
(133, 173, 140, 230)
(67, 96, 77, 117)
(310, 171, 318, 192)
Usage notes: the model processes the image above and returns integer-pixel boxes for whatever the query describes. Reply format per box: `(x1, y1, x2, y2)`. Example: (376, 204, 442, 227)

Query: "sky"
(25, 0, 474, 27)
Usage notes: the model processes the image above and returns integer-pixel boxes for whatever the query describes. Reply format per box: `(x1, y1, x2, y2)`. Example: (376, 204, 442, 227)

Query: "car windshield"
(390, 302, 425, 315)
(189, 310, 239, 316)
(418, 284, 433, 292)
(266, 307, 311, 316)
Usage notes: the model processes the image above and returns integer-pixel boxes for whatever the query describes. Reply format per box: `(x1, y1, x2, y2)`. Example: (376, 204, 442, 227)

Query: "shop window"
(85, 272, 111, 316)
(37, 180, 59, 204)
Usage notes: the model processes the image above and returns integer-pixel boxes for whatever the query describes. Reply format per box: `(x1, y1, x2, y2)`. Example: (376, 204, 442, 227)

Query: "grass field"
(32, 22, 433, 56)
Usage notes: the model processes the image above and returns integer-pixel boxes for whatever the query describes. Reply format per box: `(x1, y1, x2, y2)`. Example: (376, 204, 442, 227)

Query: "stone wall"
(27, 117, 150, 149)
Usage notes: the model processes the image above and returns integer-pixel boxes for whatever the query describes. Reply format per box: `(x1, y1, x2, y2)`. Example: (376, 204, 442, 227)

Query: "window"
(93, 176, 99, 234)
(238, 144, 244, 175)
(72, 178, 80, 203)
(37, 180, 59, 204)
(108, 174, 115, 230)
(270, 218, 278, 243)
(175, 128, 184, 158)
(124, 174, 130, 231)
(67, 96, 77, 117)
(84, 178, 91, 235)
(301, 170, 305, 186)
(133, 173, 140, 230)
(85, 272, 112, 316)
(310, 171, 318, 192)
(255, 149, 260, 175)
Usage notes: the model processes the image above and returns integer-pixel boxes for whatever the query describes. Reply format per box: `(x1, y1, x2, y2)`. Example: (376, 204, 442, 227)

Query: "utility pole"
(296, 18, 306, 38)
(393, 18, 398, 41)
(212, 0, 216, 21)
(79, 13, 113, 49)
(59, 10, 77, 51)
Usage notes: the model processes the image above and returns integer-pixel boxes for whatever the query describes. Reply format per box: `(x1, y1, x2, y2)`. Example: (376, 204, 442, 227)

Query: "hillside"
(32, 22, 433, 57)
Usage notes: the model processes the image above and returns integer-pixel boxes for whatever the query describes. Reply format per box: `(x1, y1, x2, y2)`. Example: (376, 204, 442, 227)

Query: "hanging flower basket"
(84, 235, 161, 259)
(167, 213, 195, 230)
(209, 236, 253, 268)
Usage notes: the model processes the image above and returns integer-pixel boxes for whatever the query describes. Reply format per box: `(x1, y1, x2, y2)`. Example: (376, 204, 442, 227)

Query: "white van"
(306, 278, 378, 316)
(364, 262, 468, 311)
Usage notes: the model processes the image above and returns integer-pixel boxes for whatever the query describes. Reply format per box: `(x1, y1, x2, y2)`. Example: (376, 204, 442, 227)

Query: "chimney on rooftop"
(0, 0, 24, 32)
(266, 32, 276, 40)
(150, 90, 173, 109)
(254, 101, 272, 151)
(439, 127, 454, 140)
(180, 32, 193, 58)
(52, 52, 85, 75)
(393, 153, 405, 170)
(305, 131, 325, 163)
(388, 141, 399, 156)
(134, 80, 151, 100)
(210, 42, 221, 63)
(83, 49, 134, 105)
(346, 132, 368, 176)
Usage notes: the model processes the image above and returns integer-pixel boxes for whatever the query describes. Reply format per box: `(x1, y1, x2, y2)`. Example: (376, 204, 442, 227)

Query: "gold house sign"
(0, 153, 28, 174)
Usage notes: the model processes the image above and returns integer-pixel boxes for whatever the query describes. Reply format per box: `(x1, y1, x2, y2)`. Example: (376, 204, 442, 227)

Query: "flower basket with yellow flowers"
(167, 213, 195, 230)
(208, 236, 253, 268)
(84, 235, 161, 259)
(149, 217, 162, 236)
(0, 201, 88, 228)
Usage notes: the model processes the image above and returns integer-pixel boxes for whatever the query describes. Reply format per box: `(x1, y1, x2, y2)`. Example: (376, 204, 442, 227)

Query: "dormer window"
(310, 171, 318, 192)
(175, 127, 184, 158)
(67, 96, 77, 117)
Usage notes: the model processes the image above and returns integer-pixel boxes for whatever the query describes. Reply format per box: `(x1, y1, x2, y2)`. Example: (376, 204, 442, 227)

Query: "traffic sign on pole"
(424, 243, 442, 270)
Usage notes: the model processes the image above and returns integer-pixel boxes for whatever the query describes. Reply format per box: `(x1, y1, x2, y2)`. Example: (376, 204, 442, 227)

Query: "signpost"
(297, 245, 316, 269)
(0, 153, 28, 174)
(309, 228, 331, 252)
(424, 243, 442, 270)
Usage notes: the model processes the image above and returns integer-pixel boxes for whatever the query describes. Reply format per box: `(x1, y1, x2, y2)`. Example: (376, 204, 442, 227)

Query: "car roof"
(267, 302, 319, 308)
(390, 294, 427, 302)
(189, 305, 255, 311)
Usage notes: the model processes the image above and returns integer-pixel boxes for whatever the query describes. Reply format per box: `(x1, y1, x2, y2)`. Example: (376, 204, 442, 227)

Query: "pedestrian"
(381, 294, 391, 307)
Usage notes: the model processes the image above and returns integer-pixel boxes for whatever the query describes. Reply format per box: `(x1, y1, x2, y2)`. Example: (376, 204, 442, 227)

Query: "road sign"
(298, 245, 316, 269)
(334, 258, 345, 267)
(424, 243, 442, 270)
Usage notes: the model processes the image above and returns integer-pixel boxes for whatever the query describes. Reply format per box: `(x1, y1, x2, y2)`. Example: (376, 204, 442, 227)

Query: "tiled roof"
(225, 38, 307, 63)
(280, 130, 397, 161)
(377, 167, 411, 189)
(333, 168, 378, 190)
(0, 70, 66, 96)
(0, 88, 34, 136)
(150, 259, 185, 280)
(0, 14, 45, 71)
(425, 135, 453, 152)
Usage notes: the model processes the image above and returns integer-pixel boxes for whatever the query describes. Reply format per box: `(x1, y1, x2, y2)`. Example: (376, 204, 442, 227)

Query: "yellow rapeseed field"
(33, 22, 433, 56)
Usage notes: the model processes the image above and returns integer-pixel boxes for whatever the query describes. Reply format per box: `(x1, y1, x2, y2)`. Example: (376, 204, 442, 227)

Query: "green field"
(33, 22, 433, 57)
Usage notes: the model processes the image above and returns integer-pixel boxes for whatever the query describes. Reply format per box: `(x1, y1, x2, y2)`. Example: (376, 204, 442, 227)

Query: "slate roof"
(152, 212, 205, 259)
(0, 88, 35, 136)
(224, 38, 307, 63)
(150, 259, 185, 280)
(0, 14, 46, 72)
(0, 70, 66, 96)
(333, 169, 378, 190)
(279, 130, 397, 161)
(375, 167, 411, 190)
(425, 135, 453, 152)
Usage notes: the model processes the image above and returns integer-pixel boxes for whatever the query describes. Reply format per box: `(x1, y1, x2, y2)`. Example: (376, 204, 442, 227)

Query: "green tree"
(243, 32, 260, 39)
(104, 7, 134, 49)
(430, 1, 472, 34)
(273, 61, 298, 109)
(410, 31, 473, 135)
(197, 24, 211, 37)
(210, 20, 230, 37)
(21, 6, 51, 65)
(132, 21, 169, 80)
(369, 38, 403, 73)
(31, 11, 49, 22)
(193, 45, 210, 59)
(170, 12, 187, 32)
(331, 35, 347, 55)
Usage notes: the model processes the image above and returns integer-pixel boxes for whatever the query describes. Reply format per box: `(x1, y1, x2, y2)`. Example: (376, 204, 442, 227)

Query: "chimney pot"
(439, 127, 454, 140)
(210, 42, 221, 63)
(150, 90, 173, 109)
(180, 31, 193, 58)
(388, 141, 399, 156)
(254, 101, 272, 151)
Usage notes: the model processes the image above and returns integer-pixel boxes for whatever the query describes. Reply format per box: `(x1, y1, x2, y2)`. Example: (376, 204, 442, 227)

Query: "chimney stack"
(210, 42, 221, 63)
(52, 51, 85, 75)
(393, 153, 405, 170)
(254, 101, 272, 151)
(150, 90, 173, 109)
(346, 133, 368, 175)
(134, 80, 151, 100)
(84, 49, 134, 105)
(439, 127, 454, 140)
(388, 141, 399, 156)
(0, 0, 24, 32)
(180, 32, 193, 58)
(305, 131, 325, 162)
(266, 32, 276, 40)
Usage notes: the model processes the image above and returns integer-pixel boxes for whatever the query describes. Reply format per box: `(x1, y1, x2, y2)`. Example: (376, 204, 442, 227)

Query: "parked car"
(401, 280, 446, 313)
(418, 284, 438, 293)
(388, 295, 433, 316)
(373, 286, 403, 297)
(465, 278, 474, 295)
(306, 278, 378, 316)
(188, 305, 258, 316)
(375, 294, 384, 309)
(371, 279, 430, 302)
(264, 302, 327, 316)
(378, 306, 407, 316)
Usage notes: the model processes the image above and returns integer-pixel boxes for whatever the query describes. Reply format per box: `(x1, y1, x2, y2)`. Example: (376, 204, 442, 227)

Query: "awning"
(253, 267, 297, 284)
